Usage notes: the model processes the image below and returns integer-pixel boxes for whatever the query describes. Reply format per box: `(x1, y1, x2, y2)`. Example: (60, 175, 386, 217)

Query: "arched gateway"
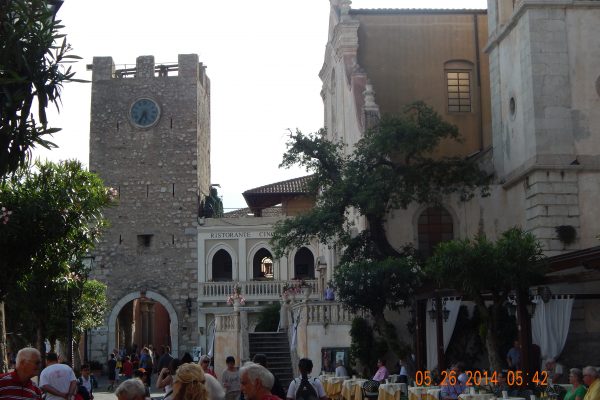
(108, 290, 179, 356)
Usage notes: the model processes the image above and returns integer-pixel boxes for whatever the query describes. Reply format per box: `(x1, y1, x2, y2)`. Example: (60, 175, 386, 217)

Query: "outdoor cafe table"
(425, 388, 442, 400)
(458, 393, 495, 400)
(379, 383, 408, 400)
(319, 376, 346, 399)
(342, 378, 367, 400)
(409, 386, 440, 400)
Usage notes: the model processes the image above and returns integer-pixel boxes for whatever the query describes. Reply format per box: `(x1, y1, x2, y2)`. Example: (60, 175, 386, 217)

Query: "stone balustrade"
(199, 279, 319, 302)
(294, 301, 359, 325)
(215, 313, 239, 331)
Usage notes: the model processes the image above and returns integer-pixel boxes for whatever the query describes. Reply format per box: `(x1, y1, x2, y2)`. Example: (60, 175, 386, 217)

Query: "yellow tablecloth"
(379, 383, 408, 400)
(425, 388, 442, 400)
(324, 377, 346, 399)
(409, 387, 429, 400)
(342, 379, 367, 400)
(408, 386, 441, 400)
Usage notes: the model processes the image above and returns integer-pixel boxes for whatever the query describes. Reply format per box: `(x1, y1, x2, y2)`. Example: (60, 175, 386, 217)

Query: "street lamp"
(81, 255, 95, 363)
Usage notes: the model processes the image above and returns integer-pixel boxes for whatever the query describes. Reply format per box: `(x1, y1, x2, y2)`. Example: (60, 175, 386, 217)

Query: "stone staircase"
(249, 332, 294, 389)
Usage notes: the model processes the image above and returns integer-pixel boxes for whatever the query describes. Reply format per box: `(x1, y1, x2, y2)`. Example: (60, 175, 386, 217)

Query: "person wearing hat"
(133, 368, 150, 399)
(221, 356, 241, 400)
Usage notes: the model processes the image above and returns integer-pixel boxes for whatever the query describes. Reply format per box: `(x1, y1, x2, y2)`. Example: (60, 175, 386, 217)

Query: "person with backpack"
(286, 358, 327, 400)
(77, 364, 94, 400)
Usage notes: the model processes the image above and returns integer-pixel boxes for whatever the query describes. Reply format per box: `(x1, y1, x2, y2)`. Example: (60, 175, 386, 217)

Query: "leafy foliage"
(272, 102, 489, 329)
(0, 160, 114, 301)
(0, 0, 84, 177)
(349, 317, 388, 376)
(332, 257, 423, 318)
(254, 303, 281, 332)
(203, 186, 224, 218)
(73, 279, 109, 337)
(272, 102, 489, 262)
(0, 160, 114, 357)
(426, 227, 546, 371)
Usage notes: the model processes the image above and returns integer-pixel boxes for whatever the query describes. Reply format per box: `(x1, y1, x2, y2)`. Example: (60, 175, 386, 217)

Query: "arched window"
(294, 247, 315, 279)
(418, 207, 454, 258)
(252, 248, 274, 280)
(212, 249, 232, 281)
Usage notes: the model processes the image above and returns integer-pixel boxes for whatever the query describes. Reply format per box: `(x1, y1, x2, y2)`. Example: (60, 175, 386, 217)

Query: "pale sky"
(36, 0, 487, 211)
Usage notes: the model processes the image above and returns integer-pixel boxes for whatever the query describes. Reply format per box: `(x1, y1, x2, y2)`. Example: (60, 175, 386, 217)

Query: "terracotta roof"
(242, 175, 316, 216)
(223, 206, 284, 218)
(243, 175, 315, 196)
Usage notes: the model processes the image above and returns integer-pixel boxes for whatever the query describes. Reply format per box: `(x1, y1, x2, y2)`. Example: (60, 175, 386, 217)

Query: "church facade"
(320, 0, 600, 367)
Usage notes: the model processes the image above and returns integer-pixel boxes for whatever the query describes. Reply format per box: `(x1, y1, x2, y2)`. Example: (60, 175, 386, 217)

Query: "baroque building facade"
(319, 0, 600, 368)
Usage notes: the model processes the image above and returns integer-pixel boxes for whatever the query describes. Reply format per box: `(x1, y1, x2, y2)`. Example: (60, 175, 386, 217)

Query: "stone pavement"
(91, 373, 164, 400)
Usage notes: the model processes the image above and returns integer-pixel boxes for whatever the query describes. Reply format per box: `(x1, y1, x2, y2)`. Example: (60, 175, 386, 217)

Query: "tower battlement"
(90, 54, 209, 87)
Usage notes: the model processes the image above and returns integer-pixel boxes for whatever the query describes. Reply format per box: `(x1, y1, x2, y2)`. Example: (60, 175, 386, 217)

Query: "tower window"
(446, 71, 471, 112)
(137, 234, 153, 248)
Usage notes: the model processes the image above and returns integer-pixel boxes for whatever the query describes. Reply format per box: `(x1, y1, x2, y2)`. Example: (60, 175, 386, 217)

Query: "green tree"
(271, 102, 489, 347)
(0, 160, 114, 369)
(426, 227, 546, 372)
(349, 317, 388, 377)
(203, 186, 224, 218)
(0, 0, 82, 177)
(71, 279, 108, 369)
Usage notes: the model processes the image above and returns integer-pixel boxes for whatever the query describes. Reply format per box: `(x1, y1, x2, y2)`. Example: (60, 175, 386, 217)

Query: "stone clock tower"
(88, 54, 210, 359)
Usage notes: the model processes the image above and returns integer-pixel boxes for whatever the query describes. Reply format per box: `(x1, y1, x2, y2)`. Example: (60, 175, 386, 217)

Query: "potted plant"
(293, 279, 312, 301)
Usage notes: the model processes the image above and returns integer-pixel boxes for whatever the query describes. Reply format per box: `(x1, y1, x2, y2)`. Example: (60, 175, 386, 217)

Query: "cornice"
(485, 0, 600, 53)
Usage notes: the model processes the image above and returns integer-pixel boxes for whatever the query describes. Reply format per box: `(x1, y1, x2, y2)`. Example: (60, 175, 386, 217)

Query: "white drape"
(531, 295, 574, 361)
(207, 320, 216, 358)
(426, 297, 462, 370)
(291, 309, 301, 352)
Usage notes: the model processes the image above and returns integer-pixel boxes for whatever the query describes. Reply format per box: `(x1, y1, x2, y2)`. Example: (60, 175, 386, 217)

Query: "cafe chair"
(362, 379, 381, 400)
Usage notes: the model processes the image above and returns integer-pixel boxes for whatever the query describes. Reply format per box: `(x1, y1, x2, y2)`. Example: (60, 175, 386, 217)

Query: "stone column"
(141, 302, 150, 346)
(148, 302, 155, 347)
(238, 238, 247, 281)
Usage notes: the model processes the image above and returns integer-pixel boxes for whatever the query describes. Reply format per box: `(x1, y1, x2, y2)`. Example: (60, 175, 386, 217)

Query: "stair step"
(248, 333, 294, 390)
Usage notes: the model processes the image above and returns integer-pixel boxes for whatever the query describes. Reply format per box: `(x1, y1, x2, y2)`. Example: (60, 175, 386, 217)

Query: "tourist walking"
(39, 353, 77, 400)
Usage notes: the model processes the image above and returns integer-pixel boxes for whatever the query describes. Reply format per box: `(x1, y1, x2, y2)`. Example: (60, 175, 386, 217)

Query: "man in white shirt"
(39, 353, 77, 400)
(335, 360, 348, 378)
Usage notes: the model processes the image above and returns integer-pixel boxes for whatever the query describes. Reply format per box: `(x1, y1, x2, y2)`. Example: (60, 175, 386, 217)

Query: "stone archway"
(108, 290, 179, 356)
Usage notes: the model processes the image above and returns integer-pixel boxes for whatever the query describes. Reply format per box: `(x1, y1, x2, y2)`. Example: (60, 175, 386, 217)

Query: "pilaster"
(524, 169, 580, 255)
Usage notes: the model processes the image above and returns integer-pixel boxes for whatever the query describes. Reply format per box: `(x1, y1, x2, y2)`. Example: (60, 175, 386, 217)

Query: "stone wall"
(88, 54, 210, 359)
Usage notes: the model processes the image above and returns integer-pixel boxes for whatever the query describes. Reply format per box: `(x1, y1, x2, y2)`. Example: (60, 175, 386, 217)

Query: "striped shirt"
(0, 371, 43, 400)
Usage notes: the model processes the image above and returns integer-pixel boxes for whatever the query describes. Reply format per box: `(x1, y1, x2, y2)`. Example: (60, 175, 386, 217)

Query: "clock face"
(130, 98, 160, 128)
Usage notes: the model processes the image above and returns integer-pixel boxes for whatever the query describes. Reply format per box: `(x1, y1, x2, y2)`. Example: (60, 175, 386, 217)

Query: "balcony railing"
(301, 301, 359, 325)
(199, 279, 319, 302)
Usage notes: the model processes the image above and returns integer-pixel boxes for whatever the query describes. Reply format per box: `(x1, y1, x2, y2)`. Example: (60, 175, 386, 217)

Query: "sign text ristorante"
(208, 231, 273, 239)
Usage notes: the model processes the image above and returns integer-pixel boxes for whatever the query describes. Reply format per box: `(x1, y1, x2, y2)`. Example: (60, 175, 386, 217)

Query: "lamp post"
(81, 255, 95, 363)
(67, 286, 74, 367)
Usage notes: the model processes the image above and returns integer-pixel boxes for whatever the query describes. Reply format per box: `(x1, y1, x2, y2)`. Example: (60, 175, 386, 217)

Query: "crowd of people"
(1, 346, 598, 400)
